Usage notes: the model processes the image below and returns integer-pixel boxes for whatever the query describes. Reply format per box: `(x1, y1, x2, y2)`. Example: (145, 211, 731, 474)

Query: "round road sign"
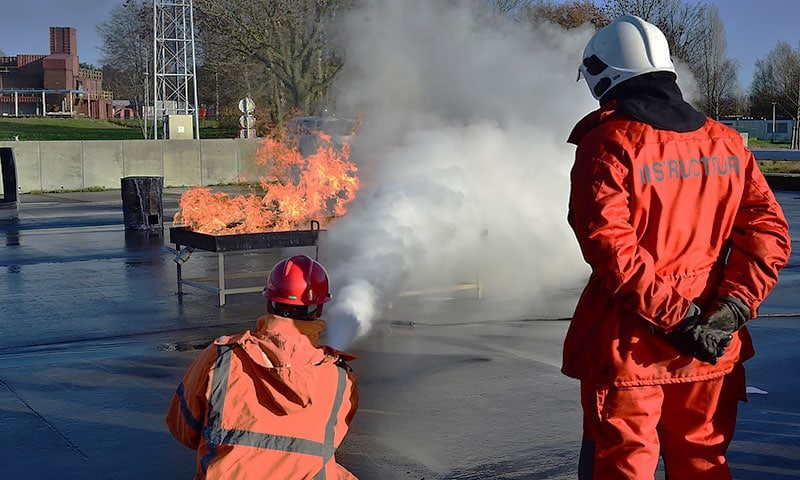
(239, 114, 256, 128)
(238, 97, 255, 113)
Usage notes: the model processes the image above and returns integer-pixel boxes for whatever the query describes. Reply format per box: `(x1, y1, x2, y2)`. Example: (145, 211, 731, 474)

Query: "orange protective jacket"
(166, 315, 359, 479)
(563, 102, 791, 387)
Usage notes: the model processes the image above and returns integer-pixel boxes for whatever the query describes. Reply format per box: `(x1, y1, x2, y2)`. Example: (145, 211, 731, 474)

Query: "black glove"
(666, 298, 750, 365)
(703, 296, 751, 335)
(666, 303, 721, 364)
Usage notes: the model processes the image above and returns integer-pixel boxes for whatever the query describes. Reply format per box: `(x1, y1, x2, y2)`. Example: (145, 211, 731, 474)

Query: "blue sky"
(0, 0, 798, 91)
(0, 0, 119, 65)
(714, 0, 800, 91)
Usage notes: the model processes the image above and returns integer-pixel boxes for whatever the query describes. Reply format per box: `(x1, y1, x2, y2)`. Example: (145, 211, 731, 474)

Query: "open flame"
(173, 128, 360, 234)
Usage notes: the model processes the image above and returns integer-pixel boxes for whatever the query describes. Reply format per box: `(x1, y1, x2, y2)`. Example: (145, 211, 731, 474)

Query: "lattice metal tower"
(152, 0, 200, 139)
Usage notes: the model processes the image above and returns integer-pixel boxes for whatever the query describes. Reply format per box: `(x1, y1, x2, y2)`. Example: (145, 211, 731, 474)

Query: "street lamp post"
(144, 70, 149, 139)
(772, 102, 776, 143)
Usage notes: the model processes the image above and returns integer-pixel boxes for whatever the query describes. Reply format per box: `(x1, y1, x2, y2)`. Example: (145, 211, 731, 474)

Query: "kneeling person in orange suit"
(166, 255, 359, 479)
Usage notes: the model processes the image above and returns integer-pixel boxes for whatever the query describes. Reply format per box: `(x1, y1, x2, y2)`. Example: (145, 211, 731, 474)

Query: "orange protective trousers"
(578, 366, 746, 480)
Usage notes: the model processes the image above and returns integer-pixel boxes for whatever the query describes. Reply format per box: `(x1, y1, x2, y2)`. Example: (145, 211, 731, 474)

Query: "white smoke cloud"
(674, 58, 700, 104)
(321, 0, 597, 349)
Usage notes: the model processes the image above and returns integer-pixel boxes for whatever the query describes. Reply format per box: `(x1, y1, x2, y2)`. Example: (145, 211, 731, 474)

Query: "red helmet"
(264, 255, 332, 307)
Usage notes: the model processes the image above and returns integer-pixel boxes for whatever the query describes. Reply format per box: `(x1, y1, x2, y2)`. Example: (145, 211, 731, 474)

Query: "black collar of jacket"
(599, 71, 706, 133)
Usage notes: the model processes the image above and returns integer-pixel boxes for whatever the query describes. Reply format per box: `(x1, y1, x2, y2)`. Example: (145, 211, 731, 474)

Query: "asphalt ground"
(0, 187, 798, 479)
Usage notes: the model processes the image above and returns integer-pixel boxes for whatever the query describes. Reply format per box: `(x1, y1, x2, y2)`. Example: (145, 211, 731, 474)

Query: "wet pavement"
(1, 188, 799, 479)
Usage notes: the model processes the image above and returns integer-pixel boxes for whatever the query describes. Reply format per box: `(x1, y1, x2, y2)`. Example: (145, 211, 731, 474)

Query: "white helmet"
(578, 15, 676, 100)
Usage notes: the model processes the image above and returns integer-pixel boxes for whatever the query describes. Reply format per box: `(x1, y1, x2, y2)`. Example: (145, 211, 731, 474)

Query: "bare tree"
(97, 0, 153, 137)
(694, 4, 739, 119)
(194, 0, 353, 127)
(750, 41, 800, 146)
(482, 0, 530, 17)
(196, 47, 274, 132)
(522, 0, 609, 30)
(599, 0, 707, 70)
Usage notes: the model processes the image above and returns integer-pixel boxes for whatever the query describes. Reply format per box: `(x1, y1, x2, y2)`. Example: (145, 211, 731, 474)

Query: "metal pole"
(772, 102, 776, 142)
(153, 0, 158, 140)
(144, 71, 149, 139)
(189, 0, 200, 139)
(796, 82, 800, 149)
(181, 7, 189, 116)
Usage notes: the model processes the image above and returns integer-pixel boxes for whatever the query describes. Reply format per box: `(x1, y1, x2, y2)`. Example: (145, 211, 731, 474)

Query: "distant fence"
(0, 139, 265, 193)
(721, 118, 797, 143)
(753, 149, 800, 191)
(753, 149, 800, 161)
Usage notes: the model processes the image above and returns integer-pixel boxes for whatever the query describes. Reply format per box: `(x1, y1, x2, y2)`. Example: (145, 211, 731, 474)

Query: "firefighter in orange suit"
(166, 255, 359, 479)
(565, 15, 791, 480)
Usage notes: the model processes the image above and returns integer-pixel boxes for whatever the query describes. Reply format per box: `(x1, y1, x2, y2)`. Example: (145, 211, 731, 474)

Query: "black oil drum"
(0, 147, 19, 221)
(121, 176, 163, 231)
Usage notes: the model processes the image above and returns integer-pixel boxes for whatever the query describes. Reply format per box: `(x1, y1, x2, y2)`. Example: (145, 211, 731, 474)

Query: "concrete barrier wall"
(85, 141, 124, 189)
(0, 138, 264, 193)
(163, 140, 200, 186)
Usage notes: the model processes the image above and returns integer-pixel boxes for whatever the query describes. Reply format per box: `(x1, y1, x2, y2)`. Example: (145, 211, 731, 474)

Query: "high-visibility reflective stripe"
(217, 428, 335, 457)
(199, 345, 350, 477)
(176, 382, 203, 432)
(313, 366, 348, 480)
(326, 367, 347, 445)
(201, 344, 234, 471)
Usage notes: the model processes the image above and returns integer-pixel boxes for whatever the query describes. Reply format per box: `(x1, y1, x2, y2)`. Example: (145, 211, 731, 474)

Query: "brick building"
(0, 27, 112, 118)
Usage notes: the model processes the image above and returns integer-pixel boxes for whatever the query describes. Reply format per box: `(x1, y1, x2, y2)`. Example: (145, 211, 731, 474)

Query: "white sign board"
(239, 114, 256, 129)
(238, 97, 255, 113)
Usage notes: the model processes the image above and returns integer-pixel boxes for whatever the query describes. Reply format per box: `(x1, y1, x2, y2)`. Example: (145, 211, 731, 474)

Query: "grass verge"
(0, 116, 238, 141)
(757, 160, 800, 174)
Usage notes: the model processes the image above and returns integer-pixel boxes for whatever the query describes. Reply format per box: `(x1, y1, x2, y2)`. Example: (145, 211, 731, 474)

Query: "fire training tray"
(169, 221, 322, 306)
(169, 222, 321, 252)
